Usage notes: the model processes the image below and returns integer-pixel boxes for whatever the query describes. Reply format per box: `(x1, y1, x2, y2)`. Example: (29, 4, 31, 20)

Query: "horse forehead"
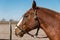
(17, 17, 23, 26)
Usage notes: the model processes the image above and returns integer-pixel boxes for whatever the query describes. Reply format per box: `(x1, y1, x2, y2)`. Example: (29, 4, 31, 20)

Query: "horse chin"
(18, 32, 25, 37)
(19, 34, 24, 37)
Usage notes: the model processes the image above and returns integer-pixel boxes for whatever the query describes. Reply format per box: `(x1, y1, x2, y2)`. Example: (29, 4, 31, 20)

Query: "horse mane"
(36, 7, 60, 14)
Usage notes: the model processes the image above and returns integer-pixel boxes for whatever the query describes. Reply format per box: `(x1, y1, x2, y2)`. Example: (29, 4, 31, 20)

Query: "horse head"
(15, 0, 40, 37)
(15, 0, 60, 40)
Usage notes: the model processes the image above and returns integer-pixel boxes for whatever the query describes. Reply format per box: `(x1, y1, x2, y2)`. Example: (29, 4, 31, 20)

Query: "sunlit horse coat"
(15, 0, 60, 40)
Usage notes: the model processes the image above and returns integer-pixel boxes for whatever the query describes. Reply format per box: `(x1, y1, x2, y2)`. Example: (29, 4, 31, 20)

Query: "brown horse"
(15, 0, 60, 40)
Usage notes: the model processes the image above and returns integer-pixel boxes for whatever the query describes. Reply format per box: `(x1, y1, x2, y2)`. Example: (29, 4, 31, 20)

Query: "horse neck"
(37, 8, 60, 40)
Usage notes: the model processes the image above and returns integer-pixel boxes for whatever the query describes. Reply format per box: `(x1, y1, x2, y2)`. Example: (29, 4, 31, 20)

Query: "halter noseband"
(16, 10, 40, 38)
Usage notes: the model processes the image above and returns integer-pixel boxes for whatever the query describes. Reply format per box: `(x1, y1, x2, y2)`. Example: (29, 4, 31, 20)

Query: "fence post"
(9, 20, 12, 40)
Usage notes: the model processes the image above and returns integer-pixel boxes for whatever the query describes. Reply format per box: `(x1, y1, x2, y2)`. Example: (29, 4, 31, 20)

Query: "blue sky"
(0, 0, 60, 21)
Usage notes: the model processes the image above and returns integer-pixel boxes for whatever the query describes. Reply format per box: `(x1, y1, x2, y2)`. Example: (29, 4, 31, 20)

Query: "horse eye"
(25, 15, 28, 17)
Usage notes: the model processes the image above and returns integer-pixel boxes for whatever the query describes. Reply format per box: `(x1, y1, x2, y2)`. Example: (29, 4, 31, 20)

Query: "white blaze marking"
(17, 17, 23, 26)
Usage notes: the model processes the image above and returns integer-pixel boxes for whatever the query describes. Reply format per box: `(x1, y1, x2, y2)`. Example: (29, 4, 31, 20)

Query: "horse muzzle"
(15, 31, 24, 37)
(15, 27, 24, 37)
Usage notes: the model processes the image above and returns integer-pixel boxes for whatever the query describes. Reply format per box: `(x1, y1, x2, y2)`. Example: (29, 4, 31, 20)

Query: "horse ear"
(32, 0, 36, 9)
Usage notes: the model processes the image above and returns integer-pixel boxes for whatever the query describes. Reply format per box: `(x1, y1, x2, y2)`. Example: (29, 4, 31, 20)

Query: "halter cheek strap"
(34, 10, 41, 37)
(34, 10, 37, 19)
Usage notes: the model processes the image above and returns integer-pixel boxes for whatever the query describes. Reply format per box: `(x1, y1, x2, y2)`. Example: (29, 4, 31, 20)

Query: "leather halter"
(16, 10, 40, 38)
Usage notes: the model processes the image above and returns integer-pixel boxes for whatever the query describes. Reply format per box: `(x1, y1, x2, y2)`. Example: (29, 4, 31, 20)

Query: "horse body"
(15, 0, 60, 40)
(37, 7, 60, 40)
